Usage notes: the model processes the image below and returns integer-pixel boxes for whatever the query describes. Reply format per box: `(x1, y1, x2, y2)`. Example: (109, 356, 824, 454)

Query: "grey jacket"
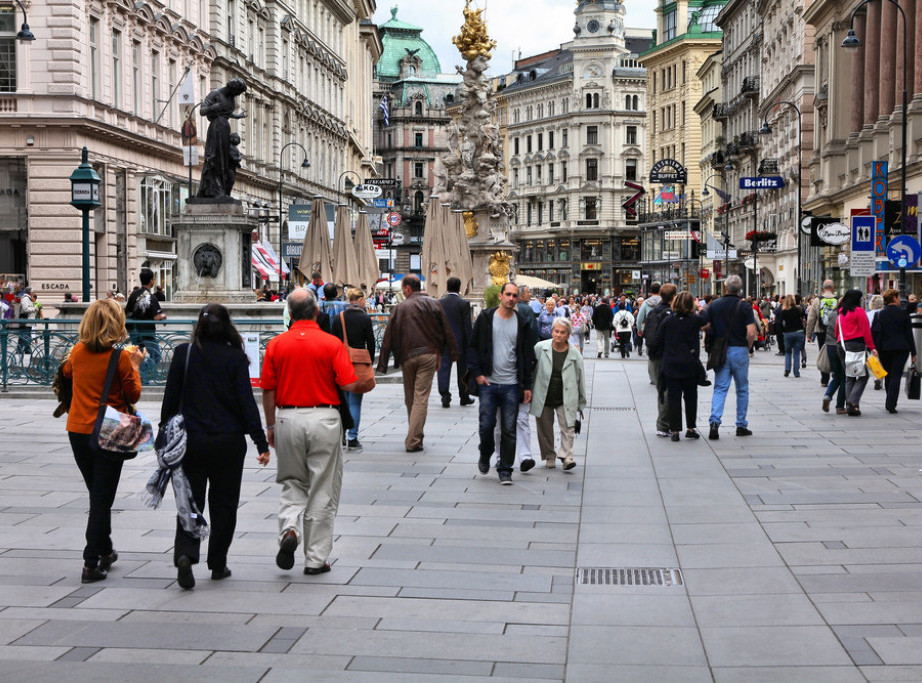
(529, 340, 587, 427)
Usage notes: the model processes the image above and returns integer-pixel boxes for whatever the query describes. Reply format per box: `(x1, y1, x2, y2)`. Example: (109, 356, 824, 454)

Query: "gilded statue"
(463, 211, 478, 237)
(488, 251, 511, 287)
(452, 1, 497, 61)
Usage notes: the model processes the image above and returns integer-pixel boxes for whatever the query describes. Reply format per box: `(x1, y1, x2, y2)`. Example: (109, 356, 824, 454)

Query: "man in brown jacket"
(377, 275, 459, 451)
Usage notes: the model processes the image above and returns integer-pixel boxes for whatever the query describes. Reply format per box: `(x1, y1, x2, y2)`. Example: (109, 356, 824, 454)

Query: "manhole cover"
(576, 566, 684, 587)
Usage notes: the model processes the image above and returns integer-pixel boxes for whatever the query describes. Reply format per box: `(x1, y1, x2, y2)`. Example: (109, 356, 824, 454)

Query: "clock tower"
(572, 0, 627, 42)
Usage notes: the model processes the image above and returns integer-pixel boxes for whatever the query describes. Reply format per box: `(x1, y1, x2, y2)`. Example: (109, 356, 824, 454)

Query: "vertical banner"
(871, 161, 888, 256)
(243, 333, 261, 387)
(905, 194, 919, 237)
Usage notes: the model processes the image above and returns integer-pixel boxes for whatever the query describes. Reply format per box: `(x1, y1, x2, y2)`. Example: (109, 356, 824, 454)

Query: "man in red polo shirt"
(261, 288, 358, 575)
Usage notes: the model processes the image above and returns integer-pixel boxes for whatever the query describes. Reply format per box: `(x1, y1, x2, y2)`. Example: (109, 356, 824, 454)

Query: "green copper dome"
(377, 6, 442, 81)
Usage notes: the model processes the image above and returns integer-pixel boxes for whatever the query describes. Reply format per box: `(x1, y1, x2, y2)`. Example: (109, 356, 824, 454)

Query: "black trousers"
(666, 376, 698, 432)
(879, 350, 911, 411)
(616, 331, 632, 357)
(69, 432, 124, 568)
(174, 431, 246, 570)
(437, 352, 469, 403)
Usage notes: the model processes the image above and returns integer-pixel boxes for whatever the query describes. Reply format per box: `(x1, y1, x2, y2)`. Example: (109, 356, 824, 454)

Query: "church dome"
(576, 0, 624, 12)
(377, 7, 443, 81)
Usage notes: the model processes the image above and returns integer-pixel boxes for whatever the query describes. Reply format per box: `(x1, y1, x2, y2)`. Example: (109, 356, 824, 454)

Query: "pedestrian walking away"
(871, 289, 916, 414)
(468, 283, 536, 485)
(613, 303, 635, 358)
(438, 277, 474, 408)
(60, 299, 144, 583)
(592, 297, 614, 358)
(530, 317, 587, 469)
(160, 304, 270, 589)
(777, 294, 806, 378)
(642, 284, 678, 437)
(806, 280, 838, 387)
(332, 288, 377, 449)
(703, 275, 757, 439)
(261, 289, 360, 575)
(377, 275, 459, 452)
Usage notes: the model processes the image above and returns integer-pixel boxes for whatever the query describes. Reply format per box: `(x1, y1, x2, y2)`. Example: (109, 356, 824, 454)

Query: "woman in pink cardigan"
(835, 289, 879, 416)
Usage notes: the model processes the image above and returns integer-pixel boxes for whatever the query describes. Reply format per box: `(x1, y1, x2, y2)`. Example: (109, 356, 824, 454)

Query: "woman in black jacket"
(871, 289, 918, 413)
(332, 288, 376, 451)
(778, 295, 806, 377)
(160, 304, 269, 589)
(653, 291, 709, 441)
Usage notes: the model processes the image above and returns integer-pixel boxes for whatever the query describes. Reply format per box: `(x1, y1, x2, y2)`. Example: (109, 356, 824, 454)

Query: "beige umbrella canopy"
(298, 195, 333, 283)
(352, 211, 379, 293)
(450, 209, 474, 295)
(331, 204, 361, 288)
(421, 195, 451, 298)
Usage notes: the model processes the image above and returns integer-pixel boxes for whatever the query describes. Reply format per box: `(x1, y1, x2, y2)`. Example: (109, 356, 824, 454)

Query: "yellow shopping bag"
(866, 354, 887, 379)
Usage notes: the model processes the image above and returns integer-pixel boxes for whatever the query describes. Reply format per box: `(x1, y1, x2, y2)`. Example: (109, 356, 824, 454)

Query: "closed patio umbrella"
(421, 195, 451, 298)
(450, 209, 474, 295)
(298, 195, 333, 284)
(331, 204, 361, 288)
(352, 211, 379, 293)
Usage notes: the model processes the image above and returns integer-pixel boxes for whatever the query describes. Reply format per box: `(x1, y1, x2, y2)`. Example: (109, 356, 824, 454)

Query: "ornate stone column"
(880, 0, 898, 119)
(851, 14, 867, 135)
(898, 0, 916, 106)
(864, 1, 882, 126)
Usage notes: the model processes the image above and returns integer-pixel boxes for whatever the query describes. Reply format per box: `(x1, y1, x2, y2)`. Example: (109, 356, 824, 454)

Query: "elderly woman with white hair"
(529, 316, 587, 470)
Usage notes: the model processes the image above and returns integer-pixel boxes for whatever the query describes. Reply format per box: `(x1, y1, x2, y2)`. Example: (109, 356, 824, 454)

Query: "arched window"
(625, 94, 631, 110)
(414, 101, 423, 116)
(632, 95, 639, 110)
(593, 93, 600, 108)
(586, 93, 592, 109)
(414, 191, 424, 211)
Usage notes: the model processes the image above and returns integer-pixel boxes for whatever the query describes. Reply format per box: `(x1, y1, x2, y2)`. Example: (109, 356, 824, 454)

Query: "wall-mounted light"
(25, 135, 33, 146)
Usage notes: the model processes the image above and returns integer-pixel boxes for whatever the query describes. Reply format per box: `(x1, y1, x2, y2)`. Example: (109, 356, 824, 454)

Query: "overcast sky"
(374, 0, 660, 75)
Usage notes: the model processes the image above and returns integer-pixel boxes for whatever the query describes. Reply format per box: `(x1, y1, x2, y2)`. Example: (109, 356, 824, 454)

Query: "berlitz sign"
(649, 159, 687, 184)
(817, 221, 850, 246)
(739, 176, 785, 190)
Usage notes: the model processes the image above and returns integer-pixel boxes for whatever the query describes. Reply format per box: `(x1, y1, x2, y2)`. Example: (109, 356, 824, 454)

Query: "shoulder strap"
(178, 343, 192, 412)
(838, 312, 847, 352)
(99, 348, 122, 409)
(339, 311, 351, 347)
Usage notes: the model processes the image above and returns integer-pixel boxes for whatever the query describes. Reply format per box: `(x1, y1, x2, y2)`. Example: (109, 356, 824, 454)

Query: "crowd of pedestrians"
(55, 270, 922, 590)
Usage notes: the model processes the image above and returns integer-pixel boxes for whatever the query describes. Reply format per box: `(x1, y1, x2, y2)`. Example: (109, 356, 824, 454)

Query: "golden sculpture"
(489, 251, 512, 287)
(462, 211, 478, 238)
(452, 0, 497, 61)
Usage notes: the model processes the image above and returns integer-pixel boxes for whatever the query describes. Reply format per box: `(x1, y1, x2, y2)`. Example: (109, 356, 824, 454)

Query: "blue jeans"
(478, 383, 519, 474)
(824, 345, 846, 410)
(344, 391, 363, 441)
(784, 331, 805, 376)
(709, 345, 750, 428)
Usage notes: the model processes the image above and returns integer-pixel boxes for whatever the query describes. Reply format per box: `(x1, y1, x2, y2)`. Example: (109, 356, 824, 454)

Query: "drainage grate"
(576, 566, 684, 587)
(587, 407, 635, 412)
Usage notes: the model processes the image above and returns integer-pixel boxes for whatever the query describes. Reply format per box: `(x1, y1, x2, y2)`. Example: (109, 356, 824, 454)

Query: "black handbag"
(907, 367, 921, 400)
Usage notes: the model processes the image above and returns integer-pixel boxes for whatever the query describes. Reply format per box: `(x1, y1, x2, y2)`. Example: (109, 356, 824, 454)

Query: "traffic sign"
(386, 212, 402, 227)
(373, 198, 395, 208)
(852, 216, 875, 251)
(886, 234, 922, 269)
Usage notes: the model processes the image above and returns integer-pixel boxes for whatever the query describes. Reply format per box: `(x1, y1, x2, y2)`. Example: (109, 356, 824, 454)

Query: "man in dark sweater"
(592, 297, 614, 358)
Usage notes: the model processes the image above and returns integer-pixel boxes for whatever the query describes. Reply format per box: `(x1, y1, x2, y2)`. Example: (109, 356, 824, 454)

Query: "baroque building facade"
(498, 0, 652, 296)
(2, 0, 379, 301)
(638, 0, 726, 295)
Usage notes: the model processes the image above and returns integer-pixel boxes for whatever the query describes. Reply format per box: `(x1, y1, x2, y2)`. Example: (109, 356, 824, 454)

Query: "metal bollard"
(912, 313, 922, 372)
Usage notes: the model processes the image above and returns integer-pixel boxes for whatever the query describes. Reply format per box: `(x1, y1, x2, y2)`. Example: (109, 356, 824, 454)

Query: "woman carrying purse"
(63, 299, 145, 583)
(332, 288, 376, 451)
(835, 289, 878, 416)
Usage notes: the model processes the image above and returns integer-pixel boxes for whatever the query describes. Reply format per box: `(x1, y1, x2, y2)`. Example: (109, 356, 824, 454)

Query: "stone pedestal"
(173, 201, 257, 304)
(466, 210, 516, 299)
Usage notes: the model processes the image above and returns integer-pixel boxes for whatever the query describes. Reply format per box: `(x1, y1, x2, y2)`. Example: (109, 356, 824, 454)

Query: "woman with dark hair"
(160, 303, 269, 589)
(835, 289, 878, 416)
(778, 294, 806, 377)
(872, 289, 917, 413)
(652, 291, 709, 441)
(332, 288, 376, 450)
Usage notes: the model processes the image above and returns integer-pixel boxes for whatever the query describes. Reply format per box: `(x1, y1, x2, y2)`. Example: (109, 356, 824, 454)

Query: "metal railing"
(0, 314, 391, 391)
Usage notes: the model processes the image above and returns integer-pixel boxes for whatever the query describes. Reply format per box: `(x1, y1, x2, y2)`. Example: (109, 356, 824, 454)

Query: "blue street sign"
(373, 198, 395, 208)
(851, 216, 875, 252)
(739, 176, 785, 190)
(886, 234, 922, 269)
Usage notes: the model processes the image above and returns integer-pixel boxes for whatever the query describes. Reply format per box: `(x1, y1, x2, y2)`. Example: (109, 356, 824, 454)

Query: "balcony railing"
(741, 76, 760, 97)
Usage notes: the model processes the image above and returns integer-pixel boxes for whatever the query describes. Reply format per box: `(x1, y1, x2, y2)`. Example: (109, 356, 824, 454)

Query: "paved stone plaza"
(1, 343, 922, 681)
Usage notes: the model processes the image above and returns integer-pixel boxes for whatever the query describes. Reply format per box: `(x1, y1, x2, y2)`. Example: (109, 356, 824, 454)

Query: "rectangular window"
(132, 41, 141, 114)
(513, 169, 519, 189)
(537, 201, 543, 225)
(626, 125, 637, 145)
(527, 203, 533, 225)
(626, 159, 637, 181)
(536, 165, 542, 184)
(526, 167, 532, 185)
(527, 135, 532, 153)
(514, 137, 520, 155)
(89, 18, 100, 99)
(548, 131, 554, 149)
(168, 59, 177, 127)
(0, 9, 16, 91)
(415, 132, 423, 147)
(586, 159, 598, 181)
(562, 163, 567, 182)
(537, 133, 543, 151)
(111, 31, 121, 107)
(151, 51, 160, 120)
(414, 161, 423, 178)
(585, 197, 597, 220)
(548, 164, 554, 184)
(587, 125, 598, 145)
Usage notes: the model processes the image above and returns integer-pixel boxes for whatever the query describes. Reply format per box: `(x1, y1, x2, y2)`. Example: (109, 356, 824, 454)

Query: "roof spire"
(391, 6, 398, 20)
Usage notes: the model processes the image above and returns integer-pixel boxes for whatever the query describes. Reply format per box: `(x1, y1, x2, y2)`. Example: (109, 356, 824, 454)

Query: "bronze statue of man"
(196, 78, 247, 200)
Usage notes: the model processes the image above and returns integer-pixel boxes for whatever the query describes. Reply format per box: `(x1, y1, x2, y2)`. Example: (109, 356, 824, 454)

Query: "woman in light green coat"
(530, 317, 587, 470)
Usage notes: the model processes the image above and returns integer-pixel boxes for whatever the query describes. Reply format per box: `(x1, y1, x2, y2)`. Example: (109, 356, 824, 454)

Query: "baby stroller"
(753, 316, 773, 351)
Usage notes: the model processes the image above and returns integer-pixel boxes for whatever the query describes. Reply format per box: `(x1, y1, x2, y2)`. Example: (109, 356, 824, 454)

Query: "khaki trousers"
(401, 352, 439, 450)
(274, 407, 343, 569)
(535, 404, 575, 461)
(597, 329, 611, 357)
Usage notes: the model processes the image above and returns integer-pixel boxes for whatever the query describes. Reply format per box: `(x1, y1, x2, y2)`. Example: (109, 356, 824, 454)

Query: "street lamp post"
(11, 0, 34, 41)
(278, 142, 310, 290)
(760, 100, 804, 296)
(69, 148, 102, 302)
(703, 171, 731, 292)
(843, 0, 908, 300)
